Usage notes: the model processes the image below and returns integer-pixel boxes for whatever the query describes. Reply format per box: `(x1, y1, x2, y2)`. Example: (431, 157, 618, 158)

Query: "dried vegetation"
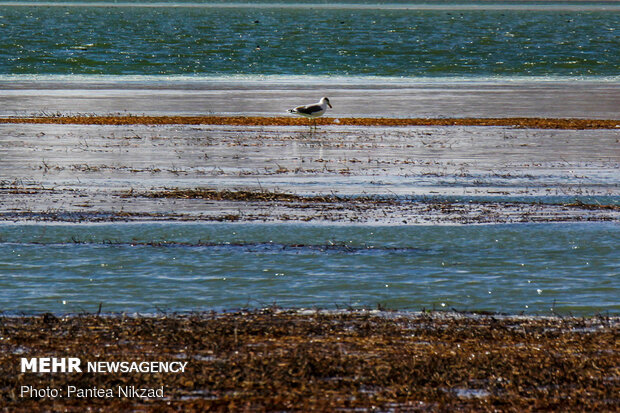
(128, 187, 620, 212)
(1, 311, 618, 412)
(2, 115, 620, 129)
(126, 187, 373, 204)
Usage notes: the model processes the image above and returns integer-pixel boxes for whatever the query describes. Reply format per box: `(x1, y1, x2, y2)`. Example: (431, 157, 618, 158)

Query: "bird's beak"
(327, 102, 333, 108)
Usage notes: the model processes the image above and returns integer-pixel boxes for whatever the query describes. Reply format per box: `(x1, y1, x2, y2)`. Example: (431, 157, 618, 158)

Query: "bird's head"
(321, 97, 332, 108)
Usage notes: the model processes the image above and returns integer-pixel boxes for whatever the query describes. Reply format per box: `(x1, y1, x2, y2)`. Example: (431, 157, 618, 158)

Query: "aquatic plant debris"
(1, 310, 618, 412)
(1, 115, 620, 129)
(135, 187, 620, 210)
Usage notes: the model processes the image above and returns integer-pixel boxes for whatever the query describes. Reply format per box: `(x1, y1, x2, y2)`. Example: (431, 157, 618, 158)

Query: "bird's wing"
(294, 104, 322, 115)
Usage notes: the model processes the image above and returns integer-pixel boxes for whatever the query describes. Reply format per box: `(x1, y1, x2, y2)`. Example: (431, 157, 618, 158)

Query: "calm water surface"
(1, 223, 617, 315)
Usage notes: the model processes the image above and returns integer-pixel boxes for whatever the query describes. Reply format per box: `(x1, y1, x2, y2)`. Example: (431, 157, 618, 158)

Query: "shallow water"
(0, 222, 617, 315)
(2, 122, 618, 199)
(3, 77, 620, 118)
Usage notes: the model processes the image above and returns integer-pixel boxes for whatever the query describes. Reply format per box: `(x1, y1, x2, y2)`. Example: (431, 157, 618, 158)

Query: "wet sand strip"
(2, 115, 620, 129)
(3, 310, 617, 412)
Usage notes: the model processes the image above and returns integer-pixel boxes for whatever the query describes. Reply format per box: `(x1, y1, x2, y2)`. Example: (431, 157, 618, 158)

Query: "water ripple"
(0, 222, 617, 315)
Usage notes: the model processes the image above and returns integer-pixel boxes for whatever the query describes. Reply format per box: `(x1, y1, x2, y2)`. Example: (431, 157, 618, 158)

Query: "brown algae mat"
(2, 115, 620, 129)
(2, 310, 618, 412)
(135, 187, 620, 211)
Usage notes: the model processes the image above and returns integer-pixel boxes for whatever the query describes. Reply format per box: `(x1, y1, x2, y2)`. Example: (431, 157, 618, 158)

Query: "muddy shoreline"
(3, 310, 618, 412)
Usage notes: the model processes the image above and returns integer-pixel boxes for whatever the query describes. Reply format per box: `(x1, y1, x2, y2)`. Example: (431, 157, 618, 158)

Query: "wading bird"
(287, 97, 332, 130)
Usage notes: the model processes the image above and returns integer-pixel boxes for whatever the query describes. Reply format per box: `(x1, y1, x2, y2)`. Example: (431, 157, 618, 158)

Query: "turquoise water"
(1, 2, 619, 77)
(1, 223, 618, 315)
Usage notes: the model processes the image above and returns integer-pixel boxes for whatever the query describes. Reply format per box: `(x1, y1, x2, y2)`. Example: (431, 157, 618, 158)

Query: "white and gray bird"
(287, 97, 332, 118)
(287, 97, 332, 130)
